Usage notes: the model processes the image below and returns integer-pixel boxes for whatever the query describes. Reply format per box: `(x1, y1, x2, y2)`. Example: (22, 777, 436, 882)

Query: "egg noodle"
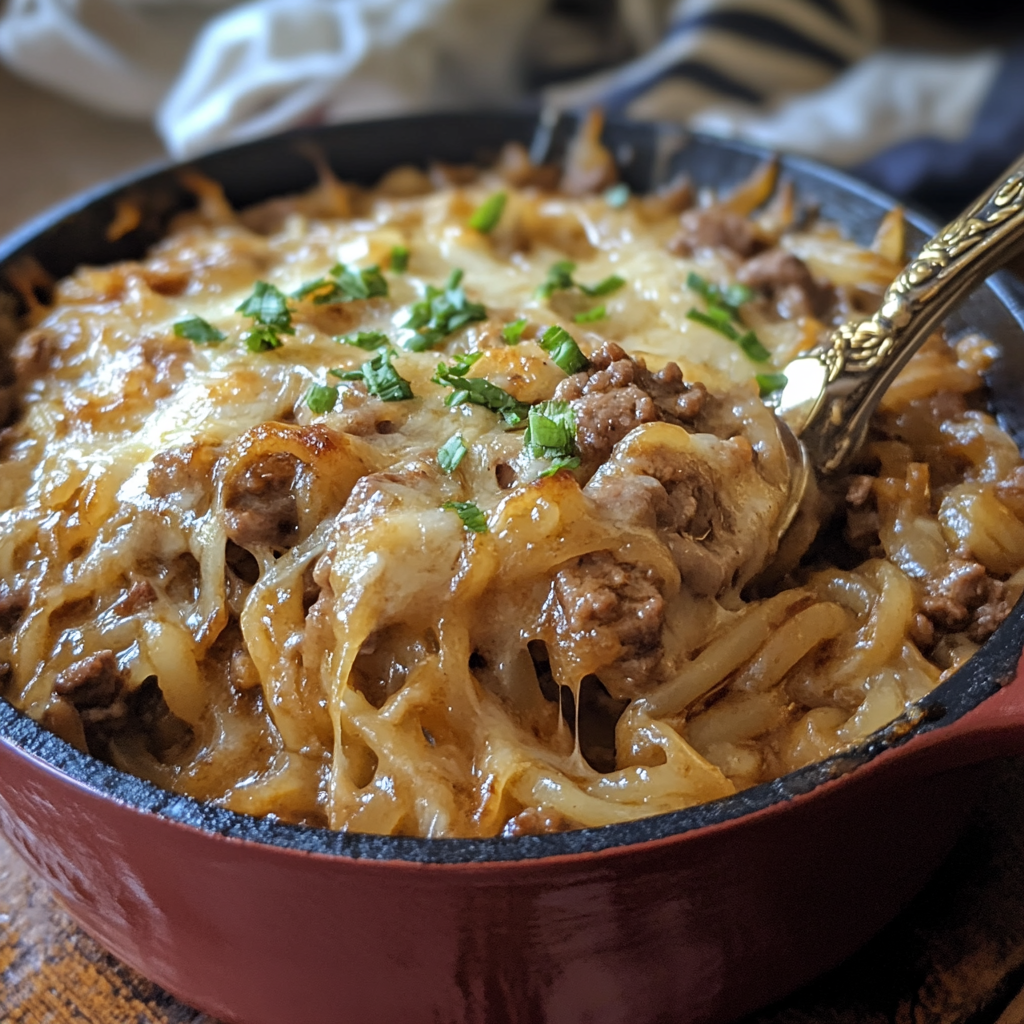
(1, 128, 1022, 837)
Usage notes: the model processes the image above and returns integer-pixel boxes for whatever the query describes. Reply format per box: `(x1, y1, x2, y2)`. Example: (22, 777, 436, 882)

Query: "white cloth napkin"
(0, 0, 545, 154)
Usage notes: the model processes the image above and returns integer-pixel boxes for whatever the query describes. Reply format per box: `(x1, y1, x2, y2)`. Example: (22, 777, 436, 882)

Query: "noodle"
(1, 138, 1022, 838)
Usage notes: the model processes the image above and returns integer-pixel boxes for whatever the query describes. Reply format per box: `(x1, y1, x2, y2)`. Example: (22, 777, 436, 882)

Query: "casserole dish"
(2, 111, 1024, 1024)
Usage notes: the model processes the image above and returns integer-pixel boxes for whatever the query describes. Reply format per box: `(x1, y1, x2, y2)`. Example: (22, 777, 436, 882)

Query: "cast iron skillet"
(1, 112, 1024, 1024)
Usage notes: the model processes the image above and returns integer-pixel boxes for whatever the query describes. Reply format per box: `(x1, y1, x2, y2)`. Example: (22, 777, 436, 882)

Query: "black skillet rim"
(1, 110, 1023, 865)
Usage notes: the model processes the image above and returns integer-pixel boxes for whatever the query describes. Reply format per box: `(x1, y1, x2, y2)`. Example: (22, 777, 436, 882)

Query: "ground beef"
(0, 584, 26, 634)
(969, 588, 1013, 643)
(921, 557, 1011, 642)
(909, 612, 935, 650)
(223, 451, 299, 549)
(147, 443, 219, 514)
(554, 550, 665, 700)
(737, 248, 833, 319)
(54, 651, 126, 722)
(668, 208, 765, 258)
(554, 342, 706, 473)
(741, 247, 835, 319)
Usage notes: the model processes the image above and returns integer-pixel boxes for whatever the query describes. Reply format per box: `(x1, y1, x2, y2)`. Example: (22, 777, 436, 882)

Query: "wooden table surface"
(3, 759, 1024, 1023)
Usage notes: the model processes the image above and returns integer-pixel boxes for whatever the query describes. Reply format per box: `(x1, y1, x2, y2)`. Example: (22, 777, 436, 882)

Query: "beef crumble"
(554, 550, 665, 700)
(668, 208, 766, 258)
(737, 248, 833, 320)
(223, 451, 299, 550)
(554, 342, 706, 475)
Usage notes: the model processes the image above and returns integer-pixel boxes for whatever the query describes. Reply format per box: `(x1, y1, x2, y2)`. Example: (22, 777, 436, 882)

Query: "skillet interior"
(1, 111, 1023, 864)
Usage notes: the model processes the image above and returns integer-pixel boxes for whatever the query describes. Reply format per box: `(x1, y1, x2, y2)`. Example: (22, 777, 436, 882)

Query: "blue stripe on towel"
(669, 11, 852, 69)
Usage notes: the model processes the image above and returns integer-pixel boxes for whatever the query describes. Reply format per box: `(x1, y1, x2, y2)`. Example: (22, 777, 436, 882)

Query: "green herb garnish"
(306, 383, 339, 413)
(525, 400, 577, 462)
(432, 361, 529, 425)
(237, 281, 294, 332)
(390, 245, 409, 272)
(539, 325, 589, 376)
(502, 318, 528, 344)
(579, 274, 625, 297)
(737, 331, 772, 362)
(333, 349, 413, 402)
(437, 434, 468, 473)
(173, 316, 225, 345)
(447, 351, 484, 375)
(442, 500, 488, 534)
(687, 271, 754, 316)
(686, 309, 770, 362)
(539, 456, 581, 477)
(295, 263, 389, 305)
(338, 330, 389, 350)
(685, 271, 768, 362)
(536, 260, 578, 299)
(468, 191, 507, 233)
(573, 305, 606, 324)
(604, 183, 630, 208)
(537, 261, 626, 300)
(243, 325, 285, 352)
(401, 268, 487, 351)
(755, 372, 788, 397)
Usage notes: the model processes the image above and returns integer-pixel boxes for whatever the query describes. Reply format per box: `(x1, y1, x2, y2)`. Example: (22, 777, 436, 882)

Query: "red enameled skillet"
(3, 112, 1024, 1024)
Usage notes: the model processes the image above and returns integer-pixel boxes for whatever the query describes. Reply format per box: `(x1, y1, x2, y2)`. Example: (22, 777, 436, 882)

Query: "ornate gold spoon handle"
(776, 154, 1024, 475)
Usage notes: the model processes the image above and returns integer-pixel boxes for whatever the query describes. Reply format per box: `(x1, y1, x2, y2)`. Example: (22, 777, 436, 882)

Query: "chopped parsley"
(468, 191, 507, 233)
(437, 434, 468, 473)
(244, 325, 285, 352)
(539, 325, 589, 376)
(442, 500, 488, 534)
(332, 349, 413, 402)
(685, 271, 769, 363)
(173, 316, 225, 345)
(579, 274, 625, 297)
(390, 245, 409, 272)
(573, 305, 606, 324)
(502, 318, 528, 344)
(525, 401, 577, 464)
(536, 260, 578, 299)
(604, 183, 630, 208)
(539, 456, 581, 478)
(432, 360, 529, 426)
(338, 330, 389, 350)
(537, 261, 626, 300)
(294, 263, 388, 305)
(401, 268, 487, 351)
(755, 372, 788, 397)
(687, 271, 754, 316)
(237, 282, 294, 332)
(306, 383, 339, 413)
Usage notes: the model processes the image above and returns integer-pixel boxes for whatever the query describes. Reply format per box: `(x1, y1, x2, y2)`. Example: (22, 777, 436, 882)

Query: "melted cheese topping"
(1, 161, 1021, 838)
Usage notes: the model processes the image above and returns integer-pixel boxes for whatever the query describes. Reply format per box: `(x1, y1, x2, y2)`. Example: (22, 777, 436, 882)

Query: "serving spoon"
(770, 152, 1024, 540)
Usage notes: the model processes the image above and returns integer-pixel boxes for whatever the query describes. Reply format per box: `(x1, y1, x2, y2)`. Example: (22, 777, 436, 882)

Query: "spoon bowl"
(771, 152, 1024, 544)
